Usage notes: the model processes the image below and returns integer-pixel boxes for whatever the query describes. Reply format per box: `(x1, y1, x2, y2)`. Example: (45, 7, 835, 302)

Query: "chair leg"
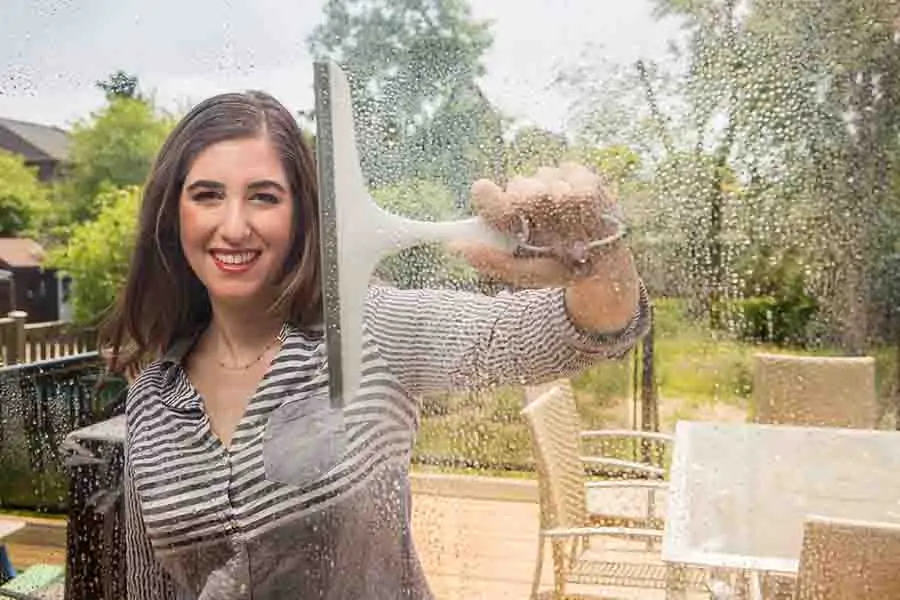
(733, 571, 754, 600)
(647, 487, 658, 552)
(665, 563, 688, 600)
(568, 537, 579, 570)
(531, 536, 545, 600)
(551, 540, 568, 600)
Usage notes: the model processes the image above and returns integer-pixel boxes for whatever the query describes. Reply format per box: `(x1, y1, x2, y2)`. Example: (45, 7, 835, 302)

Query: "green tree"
(561, 0, 900, 351)
(652, 0, 900, 350)
(307, 0, 495, 191)
(409, 81, 508, 201)
(0, 150, 50, 237)
(96, 70, 141, 100)
(58, 96, 173, 224)
(45, 186, 140, 324)
(505, 126, 569, 177)
(567, 144, 642, 186)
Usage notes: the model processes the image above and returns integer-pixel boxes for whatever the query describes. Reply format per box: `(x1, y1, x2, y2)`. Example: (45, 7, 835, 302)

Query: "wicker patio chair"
(752, 354, 878, 429)
(521, 380, 709, 599)
(793, 515, 900, 600)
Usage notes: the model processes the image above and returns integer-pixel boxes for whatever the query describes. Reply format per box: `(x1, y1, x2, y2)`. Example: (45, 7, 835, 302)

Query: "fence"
(0, 352, 115, 511)
(0, 353, 125, 600)
(0, 311, 96, 365)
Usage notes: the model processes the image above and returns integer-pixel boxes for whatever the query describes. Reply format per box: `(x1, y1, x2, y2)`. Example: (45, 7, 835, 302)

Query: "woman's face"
(178, 135, 294, 310)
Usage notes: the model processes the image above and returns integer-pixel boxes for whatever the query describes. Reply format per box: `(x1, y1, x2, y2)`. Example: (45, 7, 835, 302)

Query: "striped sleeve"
(364, 281, 650, 397)
(124, 393, 178, 600)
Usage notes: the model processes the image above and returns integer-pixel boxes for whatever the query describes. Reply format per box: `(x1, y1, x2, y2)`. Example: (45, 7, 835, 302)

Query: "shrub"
(730, 293, 818, 346)
(45, 186, 140, 324)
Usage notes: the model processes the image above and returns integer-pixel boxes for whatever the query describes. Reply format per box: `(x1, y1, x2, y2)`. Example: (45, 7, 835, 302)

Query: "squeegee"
(312, 61, 626, 410)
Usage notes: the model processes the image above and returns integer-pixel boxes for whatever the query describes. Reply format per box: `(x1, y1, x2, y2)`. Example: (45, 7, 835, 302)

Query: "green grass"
(413, 298, 900, 474)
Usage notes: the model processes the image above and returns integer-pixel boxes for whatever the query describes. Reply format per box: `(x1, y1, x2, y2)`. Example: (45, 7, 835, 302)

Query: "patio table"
(662, 421, 900, 598)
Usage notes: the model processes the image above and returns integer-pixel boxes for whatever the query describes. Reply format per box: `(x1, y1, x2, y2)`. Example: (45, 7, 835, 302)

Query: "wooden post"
(640, 305, 658, 432)
(8, 311, 26, 364)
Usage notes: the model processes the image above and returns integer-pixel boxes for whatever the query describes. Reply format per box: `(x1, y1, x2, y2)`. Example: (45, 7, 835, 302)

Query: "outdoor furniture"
(663, 421, 900, 599)
(0, 519, 64, 600)
(0, 519, 26, 584)
(0, 564, 65, 599)
(521, 381, 708, 599)
(752, 354, 877, 429)
(794, 515, 900, 600)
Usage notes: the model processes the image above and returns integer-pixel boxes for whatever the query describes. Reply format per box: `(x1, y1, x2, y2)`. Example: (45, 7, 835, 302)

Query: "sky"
(0, 0, 682, 134)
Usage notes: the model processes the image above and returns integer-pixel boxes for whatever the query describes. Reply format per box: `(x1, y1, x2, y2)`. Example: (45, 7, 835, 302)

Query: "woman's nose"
(219, 196, 252, 242)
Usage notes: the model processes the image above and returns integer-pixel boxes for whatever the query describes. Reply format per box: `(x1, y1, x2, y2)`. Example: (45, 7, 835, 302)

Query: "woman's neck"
(205, 302, 285, 365)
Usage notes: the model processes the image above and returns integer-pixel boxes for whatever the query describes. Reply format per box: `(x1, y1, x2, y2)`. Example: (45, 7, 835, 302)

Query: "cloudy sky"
(0, 0, 681, 133)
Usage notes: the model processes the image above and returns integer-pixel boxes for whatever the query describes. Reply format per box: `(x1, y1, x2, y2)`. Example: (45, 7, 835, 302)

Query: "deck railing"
(0, 312, 96, 366)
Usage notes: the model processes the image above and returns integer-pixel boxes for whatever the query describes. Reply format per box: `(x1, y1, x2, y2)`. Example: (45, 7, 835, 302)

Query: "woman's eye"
(191, 191, 222, 202)
(253, 192, 281, 204)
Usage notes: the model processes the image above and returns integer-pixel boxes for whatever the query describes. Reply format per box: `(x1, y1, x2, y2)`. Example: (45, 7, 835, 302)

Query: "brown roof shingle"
(0, 238, 45, 268)
(0, 117, 70, 163)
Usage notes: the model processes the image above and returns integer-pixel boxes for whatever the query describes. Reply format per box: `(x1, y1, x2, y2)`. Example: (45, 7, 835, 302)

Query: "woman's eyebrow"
(247, 179, 288, 193)
(185, 179, 224, 192)
(184, 179, 287, 193)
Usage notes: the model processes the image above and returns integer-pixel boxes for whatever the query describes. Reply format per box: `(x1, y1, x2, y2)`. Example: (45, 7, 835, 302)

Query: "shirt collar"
(160, 332, 200, 367)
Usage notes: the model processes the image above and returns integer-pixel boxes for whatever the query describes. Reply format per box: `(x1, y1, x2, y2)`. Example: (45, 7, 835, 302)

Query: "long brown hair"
(100, 91, 322, 374)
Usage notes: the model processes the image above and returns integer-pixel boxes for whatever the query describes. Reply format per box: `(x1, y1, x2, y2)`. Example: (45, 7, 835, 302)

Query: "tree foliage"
(45, 186, 140, 324)
(58, 95, 173, 224)
(0, 150, 50, 237)
(96, 70, 141, 100)
(561, 0, 900, 350)
(308, 0, 497, 196)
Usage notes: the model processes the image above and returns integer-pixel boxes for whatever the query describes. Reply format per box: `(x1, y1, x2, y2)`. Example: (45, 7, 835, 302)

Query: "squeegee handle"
(439, 216, 518, 250)
(388, 213, 518, 254)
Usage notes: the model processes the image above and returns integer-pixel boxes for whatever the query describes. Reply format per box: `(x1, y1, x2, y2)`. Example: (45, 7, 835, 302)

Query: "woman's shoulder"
(124, 359, 167, 413)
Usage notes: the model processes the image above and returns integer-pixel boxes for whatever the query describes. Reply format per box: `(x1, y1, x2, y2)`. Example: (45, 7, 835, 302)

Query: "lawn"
(412, 299, 900, 473)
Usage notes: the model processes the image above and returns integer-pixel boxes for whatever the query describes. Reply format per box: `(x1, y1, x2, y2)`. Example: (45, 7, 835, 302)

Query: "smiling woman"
(179, 139, 295, 312)
(98, 88, 648, 600)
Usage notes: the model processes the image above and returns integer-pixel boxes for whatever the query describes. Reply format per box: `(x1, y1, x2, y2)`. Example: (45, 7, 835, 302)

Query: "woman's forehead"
(184, 137, 289, 187)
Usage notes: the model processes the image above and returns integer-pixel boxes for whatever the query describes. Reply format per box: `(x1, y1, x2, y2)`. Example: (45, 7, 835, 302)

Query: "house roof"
(0, 238, 45, 268)
(0, 117, 70, 163)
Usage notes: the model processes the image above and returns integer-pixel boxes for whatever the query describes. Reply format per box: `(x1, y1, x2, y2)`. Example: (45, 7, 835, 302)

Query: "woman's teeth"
(213, 251, 259, 265)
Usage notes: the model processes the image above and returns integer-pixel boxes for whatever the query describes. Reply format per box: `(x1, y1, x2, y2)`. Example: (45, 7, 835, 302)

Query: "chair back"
(752, 353, 877, 428)
(795, 515, 900, 600)
(522, 381, 587, 530)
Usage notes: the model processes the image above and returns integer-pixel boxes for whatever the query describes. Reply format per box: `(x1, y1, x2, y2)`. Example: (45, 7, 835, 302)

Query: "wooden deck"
(4, 516, 67, 572)
(1, 487, 697, 599)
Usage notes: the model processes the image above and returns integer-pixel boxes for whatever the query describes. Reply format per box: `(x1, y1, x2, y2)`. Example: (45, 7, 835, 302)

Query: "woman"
(102, 90, 649, 599)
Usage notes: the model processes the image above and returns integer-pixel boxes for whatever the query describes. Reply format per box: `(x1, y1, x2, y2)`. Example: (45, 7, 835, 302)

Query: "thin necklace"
(216, 327, 286, 371)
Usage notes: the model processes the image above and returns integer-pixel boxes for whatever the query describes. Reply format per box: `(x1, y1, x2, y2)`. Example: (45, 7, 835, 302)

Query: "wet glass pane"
(2, 0, 900, 598)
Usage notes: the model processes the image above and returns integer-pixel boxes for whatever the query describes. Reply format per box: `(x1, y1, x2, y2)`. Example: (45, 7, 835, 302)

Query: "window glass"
(1, 1, 897, 598)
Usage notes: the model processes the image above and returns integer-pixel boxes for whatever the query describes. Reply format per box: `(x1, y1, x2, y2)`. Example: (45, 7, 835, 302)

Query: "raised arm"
(364, 162, 650, 397)
(364, 282, 649, 397)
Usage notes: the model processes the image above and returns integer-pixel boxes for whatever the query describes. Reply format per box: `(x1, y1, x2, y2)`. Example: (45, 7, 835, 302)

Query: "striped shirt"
(125, 284, 650, 599)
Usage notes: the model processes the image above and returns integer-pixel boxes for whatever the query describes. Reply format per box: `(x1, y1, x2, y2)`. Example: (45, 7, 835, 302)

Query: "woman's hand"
(450, 162, 642, 334)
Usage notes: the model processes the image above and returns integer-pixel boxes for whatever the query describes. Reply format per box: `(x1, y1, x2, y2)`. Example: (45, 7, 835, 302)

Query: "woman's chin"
(206, 285, 272, 310)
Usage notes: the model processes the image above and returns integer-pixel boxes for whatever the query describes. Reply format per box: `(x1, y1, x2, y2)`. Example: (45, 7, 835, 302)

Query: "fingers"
(470, 179, 518, 234)
(469, 163, 618, 241)
(559, 162, 599, 191)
